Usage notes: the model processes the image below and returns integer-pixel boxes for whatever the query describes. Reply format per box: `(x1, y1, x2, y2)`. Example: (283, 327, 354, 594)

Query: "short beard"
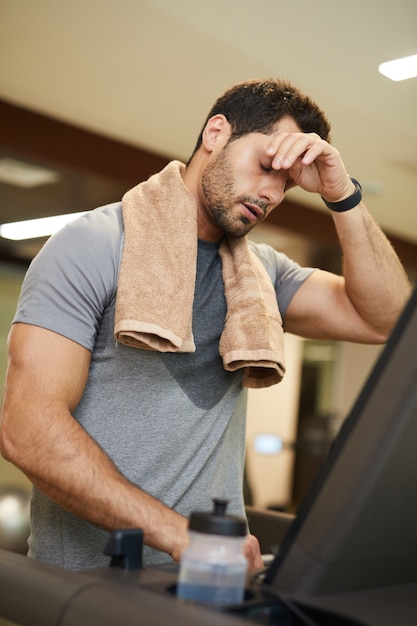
(201, 145, 251, 239)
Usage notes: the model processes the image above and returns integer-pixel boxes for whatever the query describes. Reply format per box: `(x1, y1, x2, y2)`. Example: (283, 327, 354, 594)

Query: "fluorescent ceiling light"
(0, 158, 60, 187)
(0, 212, 87, 241)
(378, 54, 417, 81)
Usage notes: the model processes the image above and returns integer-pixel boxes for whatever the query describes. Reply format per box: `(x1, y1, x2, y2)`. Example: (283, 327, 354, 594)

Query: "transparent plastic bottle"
(177, 499, 247, 606)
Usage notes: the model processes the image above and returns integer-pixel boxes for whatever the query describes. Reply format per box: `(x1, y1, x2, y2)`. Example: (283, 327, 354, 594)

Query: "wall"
(332, 341, 383, 431)
(0, 266, 31, 491)
(246, 333, 304, 510)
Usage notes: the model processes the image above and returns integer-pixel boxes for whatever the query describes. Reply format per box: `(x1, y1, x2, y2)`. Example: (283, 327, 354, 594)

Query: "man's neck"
(181, 158, 223, 243)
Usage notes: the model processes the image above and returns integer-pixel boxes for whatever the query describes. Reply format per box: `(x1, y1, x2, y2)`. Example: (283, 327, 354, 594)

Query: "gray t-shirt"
(14, 202, 315, 570)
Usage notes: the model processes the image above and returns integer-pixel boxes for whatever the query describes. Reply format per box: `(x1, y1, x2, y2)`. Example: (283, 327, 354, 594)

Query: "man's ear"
(202, 114, 231, 153)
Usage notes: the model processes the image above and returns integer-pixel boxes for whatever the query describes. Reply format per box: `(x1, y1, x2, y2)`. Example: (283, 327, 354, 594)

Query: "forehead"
(270, 115, 302, 135)
(234, 115, 301, 147)
(230, 115, 301, 152)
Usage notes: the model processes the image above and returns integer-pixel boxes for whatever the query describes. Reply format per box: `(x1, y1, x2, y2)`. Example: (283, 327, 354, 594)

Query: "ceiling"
(0, 0, 416, 266)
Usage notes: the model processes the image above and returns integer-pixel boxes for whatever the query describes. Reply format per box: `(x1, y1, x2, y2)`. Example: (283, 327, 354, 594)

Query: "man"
(0, 79, 411, 571)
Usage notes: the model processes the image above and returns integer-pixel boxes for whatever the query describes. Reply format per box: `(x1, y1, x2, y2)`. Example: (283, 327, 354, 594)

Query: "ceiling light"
(0, 158, 60, 187)
(378, 54, 417, 81)
(0, 212, 87, 241)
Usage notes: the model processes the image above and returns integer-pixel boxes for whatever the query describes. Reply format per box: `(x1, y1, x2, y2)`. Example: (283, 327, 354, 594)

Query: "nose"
(258, 177, 286, 208)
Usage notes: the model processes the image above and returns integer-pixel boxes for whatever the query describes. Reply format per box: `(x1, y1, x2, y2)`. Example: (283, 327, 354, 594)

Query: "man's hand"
(243, 533, 264, 569)
(265, 130, 354, 202)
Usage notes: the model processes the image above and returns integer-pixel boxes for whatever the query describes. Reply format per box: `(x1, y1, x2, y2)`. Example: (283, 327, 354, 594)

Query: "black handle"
(104, 528, 144, 570)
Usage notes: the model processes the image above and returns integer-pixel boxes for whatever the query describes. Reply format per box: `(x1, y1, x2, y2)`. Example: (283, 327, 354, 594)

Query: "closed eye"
(259, 158, 296, 191)
(260, 163, 272, 172)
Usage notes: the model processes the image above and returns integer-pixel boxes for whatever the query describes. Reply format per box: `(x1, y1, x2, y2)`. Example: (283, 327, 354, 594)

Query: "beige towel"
(114, 160, 285, 389)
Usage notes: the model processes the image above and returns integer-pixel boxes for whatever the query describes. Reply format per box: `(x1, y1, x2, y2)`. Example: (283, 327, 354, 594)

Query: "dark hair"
(188, 78, 331, 161)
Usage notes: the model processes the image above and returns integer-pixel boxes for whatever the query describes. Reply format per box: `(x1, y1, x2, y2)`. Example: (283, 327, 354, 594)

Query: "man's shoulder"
(76, 202, 123, 241)
(50, 202, 124, 262)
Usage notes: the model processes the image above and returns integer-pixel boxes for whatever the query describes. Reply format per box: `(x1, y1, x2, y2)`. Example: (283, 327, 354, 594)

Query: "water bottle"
(177, 499, 248, 606)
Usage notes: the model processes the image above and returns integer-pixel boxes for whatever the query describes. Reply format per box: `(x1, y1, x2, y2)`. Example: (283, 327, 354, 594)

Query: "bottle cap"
(188, 499, 247, 537)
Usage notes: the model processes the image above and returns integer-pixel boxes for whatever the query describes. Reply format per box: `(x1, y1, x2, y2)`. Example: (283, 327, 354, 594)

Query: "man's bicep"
(283, 270, 381, 342)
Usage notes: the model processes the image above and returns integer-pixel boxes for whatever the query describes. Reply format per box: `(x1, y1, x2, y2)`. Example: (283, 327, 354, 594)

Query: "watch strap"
(322, 177, 362, 212)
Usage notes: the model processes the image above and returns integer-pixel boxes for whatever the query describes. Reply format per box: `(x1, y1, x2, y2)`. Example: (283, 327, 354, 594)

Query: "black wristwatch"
(321, 177, 362, 212)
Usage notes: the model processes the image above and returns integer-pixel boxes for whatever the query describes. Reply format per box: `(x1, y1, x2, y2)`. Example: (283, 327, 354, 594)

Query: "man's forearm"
(1, 400, 189, 561)
(29, 463, 189, 562)
(332, 201, 411, 336)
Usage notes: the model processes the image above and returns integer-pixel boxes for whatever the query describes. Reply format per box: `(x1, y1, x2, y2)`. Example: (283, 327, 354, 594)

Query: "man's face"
(201, 115, 301, 239)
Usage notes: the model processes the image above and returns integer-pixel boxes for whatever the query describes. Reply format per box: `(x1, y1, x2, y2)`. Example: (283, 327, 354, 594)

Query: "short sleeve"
(13, 203, 123, 351)
(249, 240, 316, 319)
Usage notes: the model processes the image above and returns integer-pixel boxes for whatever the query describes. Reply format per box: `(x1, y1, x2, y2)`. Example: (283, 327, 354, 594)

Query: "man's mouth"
(242, 202, 265, 222)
